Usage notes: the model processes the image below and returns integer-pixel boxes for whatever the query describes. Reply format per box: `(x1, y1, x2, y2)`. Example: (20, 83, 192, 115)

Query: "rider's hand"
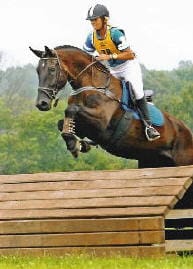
(95, 54, 111, 61)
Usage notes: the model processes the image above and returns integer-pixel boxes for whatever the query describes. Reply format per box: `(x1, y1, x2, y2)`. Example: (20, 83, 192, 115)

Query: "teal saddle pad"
(121, 81, 164, 127)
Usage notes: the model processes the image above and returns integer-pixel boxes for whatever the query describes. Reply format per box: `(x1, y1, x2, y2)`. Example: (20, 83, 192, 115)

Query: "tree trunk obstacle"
(0, 166, 193, 257)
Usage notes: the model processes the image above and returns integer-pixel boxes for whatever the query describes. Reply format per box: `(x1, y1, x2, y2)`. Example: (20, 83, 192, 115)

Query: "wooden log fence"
(0, 165, 193, 257)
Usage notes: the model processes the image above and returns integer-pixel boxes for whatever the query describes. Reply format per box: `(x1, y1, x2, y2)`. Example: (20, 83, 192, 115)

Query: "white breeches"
(110, 59, 144, 100)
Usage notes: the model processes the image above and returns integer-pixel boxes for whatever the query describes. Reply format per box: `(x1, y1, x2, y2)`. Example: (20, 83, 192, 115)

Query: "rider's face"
(90, 17, 104, 30)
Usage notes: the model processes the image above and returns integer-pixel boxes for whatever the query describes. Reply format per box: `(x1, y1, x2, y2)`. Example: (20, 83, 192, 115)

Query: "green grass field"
(1, 255, 193, 269)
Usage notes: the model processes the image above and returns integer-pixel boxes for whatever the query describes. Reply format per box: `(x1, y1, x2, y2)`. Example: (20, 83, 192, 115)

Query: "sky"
(1, 0, 193, 70)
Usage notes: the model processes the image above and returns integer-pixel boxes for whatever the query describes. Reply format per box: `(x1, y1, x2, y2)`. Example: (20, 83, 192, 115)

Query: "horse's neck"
(58, 49, 122, 100)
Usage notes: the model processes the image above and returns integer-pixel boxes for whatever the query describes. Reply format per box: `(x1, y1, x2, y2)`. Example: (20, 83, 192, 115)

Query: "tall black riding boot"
(136, 97, 160, 141)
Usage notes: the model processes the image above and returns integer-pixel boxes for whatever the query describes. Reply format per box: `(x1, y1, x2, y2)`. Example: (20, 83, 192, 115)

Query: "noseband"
(38, 51, 119, 103)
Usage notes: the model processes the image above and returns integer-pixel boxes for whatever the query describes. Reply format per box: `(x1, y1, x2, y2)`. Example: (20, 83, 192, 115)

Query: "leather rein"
(38, 50, 121, 104)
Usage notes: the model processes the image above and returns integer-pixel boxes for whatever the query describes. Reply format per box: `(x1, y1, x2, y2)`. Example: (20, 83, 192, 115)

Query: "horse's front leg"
(57, 117, 80, 158)
(57, 118, 92, 158)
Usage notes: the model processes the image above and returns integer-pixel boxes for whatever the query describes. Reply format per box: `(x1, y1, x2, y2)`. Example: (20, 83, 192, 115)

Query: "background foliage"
(0, 59, 193, 174)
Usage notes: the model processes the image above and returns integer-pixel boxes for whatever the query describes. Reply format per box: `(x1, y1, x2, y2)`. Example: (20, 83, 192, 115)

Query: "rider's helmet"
(86, 4, 109, 20)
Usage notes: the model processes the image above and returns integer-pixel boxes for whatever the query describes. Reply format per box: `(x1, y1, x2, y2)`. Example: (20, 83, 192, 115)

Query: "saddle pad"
(121, 81, 164, 127)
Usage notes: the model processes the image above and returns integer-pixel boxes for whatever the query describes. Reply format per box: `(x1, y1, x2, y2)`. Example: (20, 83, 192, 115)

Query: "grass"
(1, 255, 193, 269)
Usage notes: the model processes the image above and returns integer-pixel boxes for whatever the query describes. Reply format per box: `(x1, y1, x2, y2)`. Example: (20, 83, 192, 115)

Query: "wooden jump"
(0, 165, 193, 257)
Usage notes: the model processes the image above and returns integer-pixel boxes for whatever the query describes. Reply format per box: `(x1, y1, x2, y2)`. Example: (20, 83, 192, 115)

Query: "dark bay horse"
(30, 45, 193, 168)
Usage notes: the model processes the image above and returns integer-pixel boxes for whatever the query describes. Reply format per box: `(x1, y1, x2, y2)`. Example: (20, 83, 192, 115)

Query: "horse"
(30, 45, 193, 168)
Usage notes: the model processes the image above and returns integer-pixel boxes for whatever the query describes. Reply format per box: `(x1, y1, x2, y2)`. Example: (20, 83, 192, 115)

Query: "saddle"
(121, 81, 164, 127)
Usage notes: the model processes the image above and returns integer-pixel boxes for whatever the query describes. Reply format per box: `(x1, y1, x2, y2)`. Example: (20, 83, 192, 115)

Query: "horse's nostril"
(36, 101, 50, 111)
(38, 101, 48, 106)
(41, 101, 49, 107)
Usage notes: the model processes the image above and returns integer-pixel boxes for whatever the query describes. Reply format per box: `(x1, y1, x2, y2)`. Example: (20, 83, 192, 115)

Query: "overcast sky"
(1, 0, 193, 70)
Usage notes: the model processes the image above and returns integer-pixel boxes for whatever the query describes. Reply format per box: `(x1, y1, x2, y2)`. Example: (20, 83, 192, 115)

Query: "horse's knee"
(65, 104, 80, 118)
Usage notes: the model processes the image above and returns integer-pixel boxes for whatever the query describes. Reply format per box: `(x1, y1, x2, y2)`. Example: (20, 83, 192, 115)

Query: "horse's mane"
(54, 45, 110, 74)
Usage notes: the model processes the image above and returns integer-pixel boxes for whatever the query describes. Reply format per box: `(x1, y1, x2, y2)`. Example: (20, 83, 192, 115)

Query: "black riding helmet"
(86, 4, 109, 20)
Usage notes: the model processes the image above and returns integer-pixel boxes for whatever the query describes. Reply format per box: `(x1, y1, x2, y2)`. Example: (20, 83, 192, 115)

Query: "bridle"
(38, 50, 121, 104)
(38, 56, 61, 100)
(38, 53, 98, 100)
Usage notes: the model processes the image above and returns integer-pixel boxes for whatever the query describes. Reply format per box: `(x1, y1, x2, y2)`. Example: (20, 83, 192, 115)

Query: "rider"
(83, 4, 160, 141)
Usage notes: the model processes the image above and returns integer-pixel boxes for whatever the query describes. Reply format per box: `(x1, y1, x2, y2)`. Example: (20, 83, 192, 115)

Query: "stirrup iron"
(145, 125, 160, 141)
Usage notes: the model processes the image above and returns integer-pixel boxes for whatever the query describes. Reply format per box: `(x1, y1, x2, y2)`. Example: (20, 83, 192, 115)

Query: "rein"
(38, 50, 121, 105)
(72, 60, 98, 81)
(68, 56, 121, 103)
(70, 86, 121, 103)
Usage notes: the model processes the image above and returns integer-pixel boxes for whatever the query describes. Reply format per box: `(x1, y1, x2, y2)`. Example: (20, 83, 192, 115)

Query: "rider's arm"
(96, 28, 136, 61)
(111, 48, 135, 60)
(112, 28, 136, 60)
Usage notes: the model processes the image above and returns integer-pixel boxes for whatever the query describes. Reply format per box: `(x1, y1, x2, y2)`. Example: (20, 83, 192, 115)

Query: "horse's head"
(30, 46, 68, 111)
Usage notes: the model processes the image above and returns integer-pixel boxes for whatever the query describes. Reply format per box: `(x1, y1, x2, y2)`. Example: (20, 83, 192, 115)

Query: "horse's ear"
(44, 46, 54, 57)
(29, 47, 44, 58)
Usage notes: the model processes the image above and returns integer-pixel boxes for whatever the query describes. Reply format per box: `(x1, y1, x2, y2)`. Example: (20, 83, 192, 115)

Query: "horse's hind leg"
(138, 151, 176, 168)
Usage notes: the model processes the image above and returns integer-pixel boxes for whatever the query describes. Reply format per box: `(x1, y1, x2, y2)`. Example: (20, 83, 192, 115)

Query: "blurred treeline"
(0, 60, 193, 174)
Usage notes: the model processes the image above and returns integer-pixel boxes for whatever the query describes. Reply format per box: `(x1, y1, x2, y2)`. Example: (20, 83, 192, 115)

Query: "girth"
(108, 111, 133, 146)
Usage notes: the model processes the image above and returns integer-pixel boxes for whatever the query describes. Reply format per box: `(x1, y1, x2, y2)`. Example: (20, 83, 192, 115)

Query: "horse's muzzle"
(36, 100, 51, 111)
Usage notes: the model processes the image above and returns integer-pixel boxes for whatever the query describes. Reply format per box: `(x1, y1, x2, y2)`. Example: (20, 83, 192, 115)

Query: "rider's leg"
(110, 59, 160, 141)
(125, 80, 160, 141)
(124, 60, 160, 141)
(136, 96, 160, 141)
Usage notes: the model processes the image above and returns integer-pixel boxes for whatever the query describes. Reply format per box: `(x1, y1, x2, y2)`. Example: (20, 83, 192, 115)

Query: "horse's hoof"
(80, 140, 91, 153)
(71, 151, 79, 158)
(61, 135, 81, 158)
(70, 140, 82, 158)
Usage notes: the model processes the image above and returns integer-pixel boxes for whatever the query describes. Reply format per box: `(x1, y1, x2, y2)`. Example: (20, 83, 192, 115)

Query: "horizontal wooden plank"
(166, 209, 193, 219)
(0, 196, 177, 210)
(0, 186, 185, 201)
(0, 166, 193, 184)
(0, 206, 168, 220)
(0, 231, 164, 248)
(0, 217, 164, 234)
(0, 177, 191, 192)
(0, 245, 165, 257)
(166, 239, 193, 252)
